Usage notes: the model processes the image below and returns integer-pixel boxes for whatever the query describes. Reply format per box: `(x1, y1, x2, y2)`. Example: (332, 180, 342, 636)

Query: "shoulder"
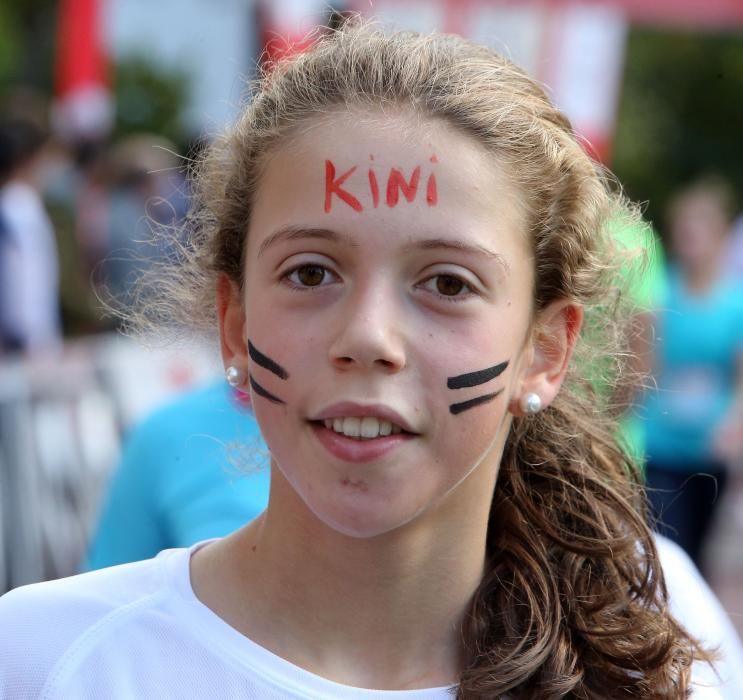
(128, 379, 257, 444)
(119, 380, 262, 483)
(655, 535, 743, 698)
(0, 552, 177, 697)
(0, 182, 47, 228)
(656, 534, 727, 638)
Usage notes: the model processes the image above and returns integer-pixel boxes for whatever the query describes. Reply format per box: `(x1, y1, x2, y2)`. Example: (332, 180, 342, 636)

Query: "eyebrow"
(406, 238, 510, 273)
(257, 226, 508, 272)
(257, 226, 356, 258)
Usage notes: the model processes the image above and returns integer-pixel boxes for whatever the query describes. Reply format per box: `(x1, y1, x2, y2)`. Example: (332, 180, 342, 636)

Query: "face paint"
(386, 166, 420, 207)
(249, 374, 285, 405)
(449, 389, 504, 416)
(447, 361, 508, 390)
(247, 340, 288, 405)
(323, 156, 439, 212)
(324, 160, 363, 213)
(447, 360, 509, 415)
(248, 340, 289, 380)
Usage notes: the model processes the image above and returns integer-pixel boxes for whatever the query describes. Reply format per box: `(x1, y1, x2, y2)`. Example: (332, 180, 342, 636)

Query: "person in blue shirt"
(85, 379, 269, 570)
(643, 176, 743, 572)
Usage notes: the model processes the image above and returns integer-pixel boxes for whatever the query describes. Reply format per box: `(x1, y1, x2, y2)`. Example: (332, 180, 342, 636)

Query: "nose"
(328, 283, 406, 374)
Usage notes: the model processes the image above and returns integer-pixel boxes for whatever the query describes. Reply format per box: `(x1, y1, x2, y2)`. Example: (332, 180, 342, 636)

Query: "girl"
(0, 22, 716, 698)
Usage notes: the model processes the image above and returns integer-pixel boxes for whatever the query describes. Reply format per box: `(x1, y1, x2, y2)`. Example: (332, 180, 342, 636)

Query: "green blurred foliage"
(1, 1, 189, 146)
(614, 29, 743, 235)
(0, 4, 22, 88)
(113, 55, 190, 147)
(0, 0, 56, 93)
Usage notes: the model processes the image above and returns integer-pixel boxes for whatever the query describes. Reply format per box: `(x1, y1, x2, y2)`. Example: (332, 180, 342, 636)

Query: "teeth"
(343, 417, 361, 437)
(322, 416, 401, 439)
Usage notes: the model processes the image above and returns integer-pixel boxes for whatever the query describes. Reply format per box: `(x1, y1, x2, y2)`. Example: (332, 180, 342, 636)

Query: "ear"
(217, 273, 249, 380)
(509, 299, 583, 417)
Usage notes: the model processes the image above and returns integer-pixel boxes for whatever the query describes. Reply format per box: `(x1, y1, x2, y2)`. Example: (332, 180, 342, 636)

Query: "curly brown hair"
(129, 20, 710, 699)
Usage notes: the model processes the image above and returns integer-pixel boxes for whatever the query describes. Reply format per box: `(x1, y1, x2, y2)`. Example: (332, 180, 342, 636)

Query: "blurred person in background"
(643, 176, 743, 573)
(0, 116, 61, 354)
(98, 134, 189, 309)
(85, 379, 269, 570)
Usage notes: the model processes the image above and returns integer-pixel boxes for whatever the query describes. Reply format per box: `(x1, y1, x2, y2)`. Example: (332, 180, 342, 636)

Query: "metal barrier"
(0, 333, 220, 593)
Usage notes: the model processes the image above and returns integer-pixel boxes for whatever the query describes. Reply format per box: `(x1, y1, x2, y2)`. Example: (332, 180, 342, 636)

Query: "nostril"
(376, 358, 397, 369)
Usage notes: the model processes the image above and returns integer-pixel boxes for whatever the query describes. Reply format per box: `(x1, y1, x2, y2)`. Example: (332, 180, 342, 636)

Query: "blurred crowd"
(0, 94, 191, 355)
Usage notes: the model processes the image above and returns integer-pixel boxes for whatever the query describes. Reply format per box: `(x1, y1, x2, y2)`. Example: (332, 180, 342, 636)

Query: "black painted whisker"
(249, 374, 285, 405)
(447, 361, 508, 390)
(248, 340, 289, 380)
(449, 389, 503, 415)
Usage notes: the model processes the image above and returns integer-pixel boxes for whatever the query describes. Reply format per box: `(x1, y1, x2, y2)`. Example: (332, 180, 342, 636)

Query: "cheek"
(422, 313, 524, 392)
(247, 304, 307, 374)
(421, 312, 525, 466)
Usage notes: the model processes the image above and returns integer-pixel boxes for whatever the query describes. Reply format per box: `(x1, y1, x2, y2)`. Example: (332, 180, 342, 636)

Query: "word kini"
(324, 157, 438, 213)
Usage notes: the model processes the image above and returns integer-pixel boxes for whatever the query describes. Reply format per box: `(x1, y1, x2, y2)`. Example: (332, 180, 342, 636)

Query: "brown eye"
(296, 265, 326, 286)
(435, 275, 465, 296)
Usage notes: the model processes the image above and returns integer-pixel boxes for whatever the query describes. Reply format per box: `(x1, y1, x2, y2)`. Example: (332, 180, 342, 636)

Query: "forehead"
(247, 109, 529, 255)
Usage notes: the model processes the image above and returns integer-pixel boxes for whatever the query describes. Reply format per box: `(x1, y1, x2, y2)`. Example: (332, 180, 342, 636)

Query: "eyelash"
(417, 273, 476, 303)
(281, 263, 340, 290)
(280, 264, 477, 303)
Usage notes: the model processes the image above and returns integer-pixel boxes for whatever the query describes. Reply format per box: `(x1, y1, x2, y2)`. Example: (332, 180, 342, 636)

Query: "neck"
(192, 463, 495, 690)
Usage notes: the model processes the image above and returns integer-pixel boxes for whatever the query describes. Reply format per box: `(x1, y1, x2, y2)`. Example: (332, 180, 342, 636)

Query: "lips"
(310, 402, 418, 463)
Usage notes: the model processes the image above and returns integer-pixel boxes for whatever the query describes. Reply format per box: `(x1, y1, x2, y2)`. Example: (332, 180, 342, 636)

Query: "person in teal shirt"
(85, 380, 269, 570)
(642, 177, 743, 572)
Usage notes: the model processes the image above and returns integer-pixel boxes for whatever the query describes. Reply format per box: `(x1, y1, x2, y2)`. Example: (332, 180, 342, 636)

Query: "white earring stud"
(521, 392, 542, 415)
(225, 365, 245, 388)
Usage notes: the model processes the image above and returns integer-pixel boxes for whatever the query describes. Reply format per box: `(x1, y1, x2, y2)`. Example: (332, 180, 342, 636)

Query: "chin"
(311, 493, 425, 540)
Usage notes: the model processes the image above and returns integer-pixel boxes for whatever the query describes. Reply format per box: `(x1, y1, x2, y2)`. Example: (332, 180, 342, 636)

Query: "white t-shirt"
(655, 535, 743, 700)
(0, 542, 454, 699)
(0, 538, 732, 699)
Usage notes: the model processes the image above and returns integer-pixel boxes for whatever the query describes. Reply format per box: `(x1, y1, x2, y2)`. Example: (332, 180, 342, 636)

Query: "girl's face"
(226, 111, 545, 539)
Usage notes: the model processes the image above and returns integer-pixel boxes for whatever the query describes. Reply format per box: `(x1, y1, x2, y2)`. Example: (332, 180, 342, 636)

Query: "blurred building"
(104, 0, 258, 135)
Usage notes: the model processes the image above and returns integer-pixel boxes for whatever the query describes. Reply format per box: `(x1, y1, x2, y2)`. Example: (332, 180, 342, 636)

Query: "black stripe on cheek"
(447, 361, 509, 390)
(249, 374, 285, 404)
(449, 389, 503, 415)
(248, 340, 289, 380)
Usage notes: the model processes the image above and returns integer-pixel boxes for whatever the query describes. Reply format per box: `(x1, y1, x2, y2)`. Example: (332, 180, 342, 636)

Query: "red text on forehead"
(324, 161, 363, 213)
(386, 166, 420, 207)
(324, 158, 438, 213)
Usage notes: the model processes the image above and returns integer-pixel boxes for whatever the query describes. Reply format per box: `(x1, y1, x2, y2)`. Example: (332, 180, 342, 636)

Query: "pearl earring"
(521, 392, 542, 415)
(225, 365, 245, 388)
